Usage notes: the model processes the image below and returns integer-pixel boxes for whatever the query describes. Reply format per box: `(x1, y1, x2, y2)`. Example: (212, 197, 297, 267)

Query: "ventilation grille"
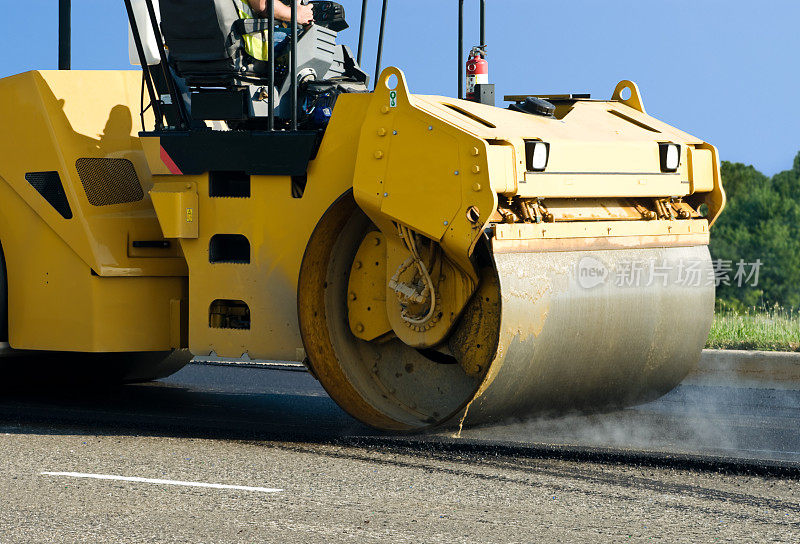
(25, 171, 72, 219)
(76, 158, 145, 206)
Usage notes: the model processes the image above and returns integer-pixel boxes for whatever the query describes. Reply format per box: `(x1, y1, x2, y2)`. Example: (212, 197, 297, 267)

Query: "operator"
(235, 0, 315, 62)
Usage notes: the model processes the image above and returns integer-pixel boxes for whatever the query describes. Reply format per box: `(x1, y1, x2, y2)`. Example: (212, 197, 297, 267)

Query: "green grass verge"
(706, 309, 800, 352)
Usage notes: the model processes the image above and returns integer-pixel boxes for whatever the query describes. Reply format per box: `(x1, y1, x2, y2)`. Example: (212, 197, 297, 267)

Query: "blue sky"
(4, 1, 798, 175)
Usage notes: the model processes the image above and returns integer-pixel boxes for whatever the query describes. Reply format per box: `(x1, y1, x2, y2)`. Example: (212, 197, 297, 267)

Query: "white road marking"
(41, 472, 283, 493)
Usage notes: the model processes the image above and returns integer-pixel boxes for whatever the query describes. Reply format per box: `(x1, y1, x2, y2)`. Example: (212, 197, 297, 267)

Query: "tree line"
(710, 152, 800, 311)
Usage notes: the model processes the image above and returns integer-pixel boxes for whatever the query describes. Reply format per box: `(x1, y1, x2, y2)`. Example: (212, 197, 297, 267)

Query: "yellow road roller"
(0, 0, 725, 430)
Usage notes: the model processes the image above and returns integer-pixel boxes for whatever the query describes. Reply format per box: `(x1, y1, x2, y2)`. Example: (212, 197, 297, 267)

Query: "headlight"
(525, 141, 550, 172)
(659, 143, 681, 172)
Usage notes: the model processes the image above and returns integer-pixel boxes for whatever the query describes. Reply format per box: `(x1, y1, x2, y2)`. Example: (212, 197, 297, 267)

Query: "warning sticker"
(389, 90, 398, 108)
(186, 208, 194, 223)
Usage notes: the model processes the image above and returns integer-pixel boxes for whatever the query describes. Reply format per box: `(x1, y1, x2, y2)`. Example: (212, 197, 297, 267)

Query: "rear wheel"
(0, 241, 190, 385)
(0, 346, 192, 386)
(0, 242, 8, 343)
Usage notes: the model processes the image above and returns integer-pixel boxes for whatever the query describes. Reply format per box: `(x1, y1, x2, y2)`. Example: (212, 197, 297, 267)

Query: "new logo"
(577, 256, 609, 289)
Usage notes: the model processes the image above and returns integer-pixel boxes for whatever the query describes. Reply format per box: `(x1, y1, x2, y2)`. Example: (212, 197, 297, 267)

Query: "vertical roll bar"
(122, 0, 165, 129)
(458, 0, 464, 99)
(58, 0, 71, 70)
(142, 0, 190, 129)
(291, 0, 299, 130)
(480, 0, 486, 46)
(268, 0, 275, 131)
(374, 0, 388, 89)
(458, 0, 487, 99)
(357, 0, 369, 66)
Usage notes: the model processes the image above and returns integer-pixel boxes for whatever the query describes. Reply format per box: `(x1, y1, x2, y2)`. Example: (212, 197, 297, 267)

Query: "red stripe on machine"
(160, 146, 183, 175)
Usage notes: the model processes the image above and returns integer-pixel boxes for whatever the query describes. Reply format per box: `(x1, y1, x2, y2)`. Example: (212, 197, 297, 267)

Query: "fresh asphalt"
(0, 363, 797, 542)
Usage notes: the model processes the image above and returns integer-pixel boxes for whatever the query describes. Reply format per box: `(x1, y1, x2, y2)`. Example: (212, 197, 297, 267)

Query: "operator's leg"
(273, 27, 291, 57)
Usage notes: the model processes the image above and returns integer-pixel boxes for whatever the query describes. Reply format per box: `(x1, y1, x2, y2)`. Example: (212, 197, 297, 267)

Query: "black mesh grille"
(25, 172, 72, 219)
(75, 158, 145, 206)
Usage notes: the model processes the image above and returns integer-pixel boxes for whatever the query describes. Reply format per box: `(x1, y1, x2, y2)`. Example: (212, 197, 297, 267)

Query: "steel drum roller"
(299, 204, 715, 431)
(455, 245, 714, 426)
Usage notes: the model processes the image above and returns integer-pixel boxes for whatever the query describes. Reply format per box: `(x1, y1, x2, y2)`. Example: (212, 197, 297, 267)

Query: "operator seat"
(158, 0, 366, 123)
(159, 0, 273, 86)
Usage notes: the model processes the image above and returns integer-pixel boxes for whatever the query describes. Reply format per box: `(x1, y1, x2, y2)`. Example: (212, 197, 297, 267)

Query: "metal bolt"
(349, 292, 357, 301)
(471, 147, 480, 156)
(472, 182, 482, 192)
(377, 128, 387, 136)
(355, 261, 363, 269)
(472, 165, 481, 174)
(374, 150, 384, 159)
(374, 237, 382, 246)
(356, 323, 365, 333)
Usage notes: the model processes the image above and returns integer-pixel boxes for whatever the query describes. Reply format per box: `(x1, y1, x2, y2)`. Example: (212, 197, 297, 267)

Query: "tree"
(710, 153, 800, 310)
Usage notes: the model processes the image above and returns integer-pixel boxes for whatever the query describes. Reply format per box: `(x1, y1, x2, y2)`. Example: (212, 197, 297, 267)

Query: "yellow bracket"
(350, 67, 502, 348)
(150, 181, 199, 239)
(612, 80, 646, 114)
(353, 67, 498, 281)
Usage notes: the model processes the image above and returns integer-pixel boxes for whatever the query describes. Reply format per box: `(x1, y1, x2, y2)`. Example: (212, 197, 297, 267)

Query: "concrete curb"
(190, 349, 800, 391)
(688, 349, 800, 390)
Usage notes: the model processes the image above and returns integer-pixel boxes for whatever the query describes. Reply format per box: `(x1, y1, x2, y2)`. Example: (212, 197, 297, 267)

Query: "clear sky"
(4, 0, 798, 175)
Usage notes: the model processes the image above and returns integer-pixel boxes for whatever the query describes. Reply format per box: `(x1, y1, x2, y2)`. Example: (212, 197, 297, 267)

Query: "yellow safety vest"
(235, 0, 271, 61)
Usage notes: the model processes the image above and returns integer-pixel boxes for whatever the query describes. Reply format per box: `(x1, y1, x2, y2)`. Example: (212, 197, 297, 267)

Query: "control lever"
(309, 1, 349, 32)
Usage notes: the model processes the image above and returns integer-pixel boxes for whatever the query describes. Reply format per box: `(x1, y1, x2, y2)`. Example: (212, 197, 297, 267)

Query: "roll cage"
(55, 0, 488, 135)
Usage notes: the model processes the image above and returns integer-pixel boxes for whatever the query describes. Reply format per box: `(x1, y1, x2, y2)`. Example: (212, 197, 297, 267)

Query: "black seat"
(157, 0, 364, 124)
(159, 0, 273, 85)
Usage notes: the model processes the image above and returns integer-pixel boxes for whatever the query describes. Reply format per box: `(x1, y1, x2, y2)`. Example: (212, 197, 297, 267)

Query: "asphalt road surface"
(0, 363, 798, 543)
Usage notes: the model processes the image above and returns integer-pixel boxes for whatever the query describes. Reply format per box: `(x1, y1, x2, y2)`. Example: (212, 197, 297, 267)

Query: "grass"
(706, 307, 800, 352)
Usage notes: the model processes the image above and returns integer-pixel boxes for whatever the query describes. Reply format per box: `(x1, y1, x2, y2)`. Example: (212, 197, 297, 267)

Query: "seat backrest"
(160, 0, 240, 62)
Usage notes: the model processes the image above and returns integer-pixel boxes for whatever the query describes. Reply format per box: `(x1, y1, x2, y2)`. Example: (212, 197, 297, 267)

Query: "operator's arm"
(247, 0, 314, 24)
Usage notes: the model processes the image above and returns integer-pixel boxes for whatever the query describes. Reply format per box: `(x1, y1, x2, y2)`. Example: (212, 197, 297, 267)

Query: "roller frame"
(0, 65, 725, 430)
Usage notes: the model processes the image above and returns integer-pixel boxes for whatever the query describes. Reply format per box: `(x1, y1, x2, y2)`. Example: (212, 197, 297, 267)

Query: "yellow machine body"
(0, 68, 724, 430)
(0, 71, 187, 353)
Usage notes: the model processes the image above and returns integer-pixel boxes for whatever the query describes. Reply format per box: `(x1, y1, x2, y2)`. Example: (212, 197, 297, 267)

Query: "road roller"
(0, 0, 725, 430)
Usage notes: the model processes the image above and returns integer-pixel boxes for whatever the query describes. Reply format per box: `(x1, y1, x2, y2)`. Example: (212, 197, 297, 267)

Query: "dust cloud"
(443, 383, 800, 462)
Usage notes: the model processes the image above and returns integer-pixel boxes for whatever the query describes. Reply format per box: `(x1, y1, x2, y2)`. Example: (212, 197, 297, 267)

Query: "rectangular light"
(525, 141, 550, 172)
(659, 143, 681, 172)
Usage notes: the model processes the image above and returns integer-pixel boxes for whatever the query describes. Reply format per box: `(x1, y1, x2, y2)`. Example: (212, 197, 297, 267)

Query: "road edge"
(689, 349, 800, 390)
